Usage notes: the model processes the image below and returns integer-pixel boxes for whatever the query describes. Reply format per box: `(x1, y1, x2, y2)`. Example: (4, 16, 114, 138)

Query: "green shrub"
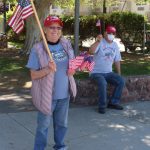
(62, 12, 149, 45)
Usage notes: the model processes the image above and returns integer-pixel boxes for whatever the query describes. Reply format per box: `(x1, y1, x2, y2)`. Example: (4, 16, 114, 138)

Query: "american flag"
(69, 56, 84, 70)
(80, 61, 95, 72)
(75, 56, 84, 67)
(69, 55, 94, 72)
(87, 61, 95, 72)
(8, 0, 33, 34)
(80, 61, 89, 71)
(96, 19, 101, 27)
(69, 59, 77, 70)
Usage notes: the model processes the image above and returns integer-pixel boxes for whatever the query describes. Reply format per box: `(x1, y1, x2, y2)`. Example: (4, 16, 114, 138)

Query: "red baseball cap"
(106, 25, 116, 33)
(44, 16, 63, 27)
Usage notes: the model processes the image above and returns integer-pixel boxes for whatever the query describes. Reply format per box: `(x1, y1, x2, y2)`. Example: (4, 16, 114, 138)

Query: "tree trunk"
(23, 0, 50, 54)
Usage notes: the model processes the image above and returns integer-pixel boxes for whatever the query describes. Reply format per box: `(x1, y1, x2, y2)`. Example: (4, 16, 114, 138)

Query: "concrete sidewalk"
(0, 100, 150, 150)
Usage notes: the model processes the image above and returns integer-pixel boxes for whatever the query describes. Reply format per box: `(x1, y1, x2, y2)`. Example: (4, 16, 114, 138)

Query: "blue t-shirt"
(92, 39, 121, 74)
(26, 43, 69, 100)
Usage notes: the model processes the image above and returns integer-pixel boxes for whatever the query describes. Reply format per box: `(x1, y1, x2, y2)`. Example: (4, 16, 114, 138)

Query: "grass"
(0, 50, 149, 93)
(0, 55, 30, 93)
(121, 53, 150, 76)
(122, 61, 150, 76)
(0, 57, 28, 74)
(75, 53, 150, 79)
(0, 53, 150, 76)
(8, 41, 24, 49)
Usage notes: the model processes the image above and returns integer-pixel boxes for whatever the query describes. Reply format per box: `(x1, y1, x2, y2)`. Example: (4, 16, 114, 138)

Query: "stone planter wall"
(74, 75, 150, 105)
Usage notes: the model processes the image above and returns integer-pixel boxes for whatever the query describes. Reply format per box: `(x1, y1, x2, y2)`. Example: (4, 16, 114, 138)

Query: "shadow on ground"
(0, 92, 36, 114)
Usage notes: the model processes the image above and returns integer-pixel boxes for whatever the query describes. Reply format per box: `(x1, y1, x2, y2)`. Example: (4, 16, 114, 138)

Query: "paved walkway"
(0, 92, 150, 150)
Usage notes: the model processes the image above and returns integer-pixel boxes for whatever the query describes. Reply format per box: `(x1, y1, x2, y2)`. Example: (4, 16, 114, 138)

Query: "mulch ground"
(0, 48, 30, 94)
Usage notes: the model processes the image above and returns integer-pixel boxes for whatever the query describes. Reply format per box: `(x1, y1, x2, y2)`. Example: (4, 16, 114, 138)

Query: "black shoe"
(98, 108, 106, 114)
(107, 104, 123, 110)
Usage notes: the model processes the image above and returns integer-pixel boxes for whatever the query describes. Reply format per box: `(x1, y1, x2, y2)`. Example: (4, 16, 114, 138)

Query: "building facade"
(50, 0, 150, 20)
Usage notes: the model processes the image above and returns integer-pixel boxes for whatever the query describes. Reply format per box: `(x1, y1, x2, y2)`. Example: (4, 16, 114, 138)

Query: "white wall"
(49, 0, 150, 18)
(49, 5, 64, 16)
(126, 0, 150, 15)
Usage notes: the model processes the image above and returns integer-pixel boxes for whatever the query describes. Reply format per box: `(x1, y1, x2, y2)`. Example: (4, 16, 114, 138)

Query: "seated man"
(89, 25, 125, 114)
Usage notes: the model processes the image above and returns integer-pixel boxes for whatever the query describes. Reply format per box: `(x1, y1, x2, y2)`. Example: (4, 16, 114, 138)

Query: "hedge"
(62, 12, 148, 46)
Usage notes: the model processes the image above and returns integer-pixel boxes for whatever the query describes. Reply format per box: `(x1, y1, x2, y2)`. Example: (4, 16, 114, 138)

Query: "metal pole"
(103, 0, 106, 13)
(74, 0, 80, 56)
(143, 22, 146, 54)
(102, 0, 106, 34)
(3, 0, 6, 34)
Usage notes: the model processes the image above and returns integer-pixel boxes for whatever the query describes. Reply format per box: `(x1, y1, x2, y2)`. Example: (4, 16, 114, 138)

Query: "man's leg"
(106, 72, 125, 109)
(90, 73, 107, 113)
(53, 97, 69, 150)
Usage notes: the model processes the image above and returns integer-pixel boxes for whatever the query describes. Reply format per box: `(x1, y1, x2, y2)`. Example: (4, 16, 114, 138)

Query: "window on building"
(137, 6, 144, 11)
(112, 6, 119, 11)
(136, 0, 147, 6)
(52, 5, 58, 9)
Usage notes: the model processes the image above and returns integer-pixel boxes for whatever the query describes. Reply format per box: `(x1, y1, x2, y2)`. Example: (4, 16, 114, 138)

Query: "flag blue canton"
(19, 0, 31, 7)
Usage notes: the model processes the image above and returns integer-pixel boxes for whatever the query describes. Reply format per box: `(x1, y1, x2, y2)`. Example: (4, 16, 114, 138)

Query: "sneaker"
(107, 104, 123, 110)
(98, 108, 106, 114)
(57, 147, 68, 150)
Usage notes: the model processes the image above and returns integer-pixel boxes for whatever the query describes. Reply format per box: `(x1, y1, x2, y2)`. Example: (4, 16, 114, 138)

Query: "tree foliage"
(54, 0, 75, 9)
(6, 0, 150, 53)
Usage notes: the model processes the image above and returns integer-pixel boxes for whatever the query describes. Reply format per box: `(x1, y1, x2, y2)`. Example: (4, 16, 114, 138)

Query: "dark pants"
(90, 72, 125, 109)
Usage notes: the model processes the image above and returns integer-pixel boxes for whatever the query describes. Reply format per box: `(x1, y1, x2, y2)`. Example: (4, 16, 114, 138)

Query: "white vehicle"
(114, 38, 125, 52)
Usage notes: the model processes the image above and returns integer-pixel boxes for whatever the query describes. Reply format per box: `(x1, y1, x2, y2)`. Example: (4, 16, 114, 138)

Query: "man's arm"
(114, 61, 121, 75)
(89, 41, 100, 54)
(89, 34, 103, 54)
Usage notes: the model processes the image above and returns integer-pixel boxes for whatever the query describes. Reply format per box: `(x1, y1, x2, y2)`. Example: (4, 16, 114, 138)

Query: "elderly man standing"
(90, 25, 125, 114)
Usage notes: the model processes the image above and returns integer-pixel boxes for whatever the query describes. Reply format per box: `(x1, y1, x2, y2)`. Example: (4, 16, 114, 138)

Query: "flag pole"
(96, 19, 101, 34)
(98, 20, 101, 34)
(99, 26, 101, 34)
(30, 0, 53, 61)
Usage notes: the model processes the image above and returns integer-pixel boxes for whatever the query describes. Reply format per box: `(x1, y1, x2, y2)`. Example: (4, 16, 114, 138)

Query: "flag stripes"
(8, 0, 33, 34)
(69, 56, 95, 72)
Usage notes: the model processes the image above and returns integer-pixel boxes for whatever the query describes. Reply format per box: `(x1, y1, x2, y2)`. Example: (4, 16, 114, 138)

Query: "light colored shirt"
(26, 42, 69, 100)
(92, 38, 121, 74)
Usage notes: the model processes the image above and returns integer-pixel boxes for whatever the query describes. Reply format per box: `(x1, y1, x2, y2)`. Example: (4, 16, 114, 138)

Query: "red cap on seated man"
(106, 25, 116, 34)
(105, 25, 117, 43)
